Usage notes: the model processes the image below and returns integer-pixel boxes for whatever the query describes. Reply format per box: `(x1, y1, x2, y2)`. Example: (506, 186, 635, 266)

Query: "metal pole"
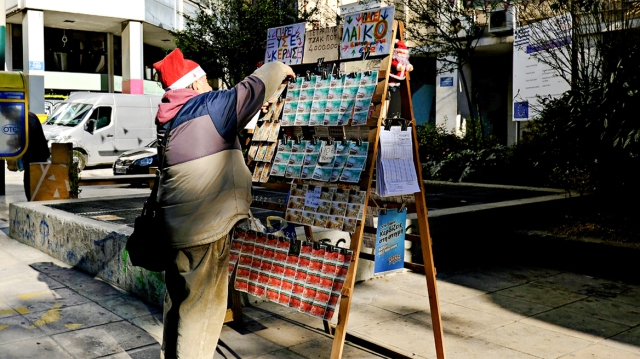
(1, 0, 6, 196)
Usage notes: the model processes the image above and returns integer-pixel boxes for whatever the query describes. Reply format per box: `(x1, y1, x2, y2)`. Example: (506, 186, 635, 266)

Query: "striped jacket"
(156, 62, 288, 248)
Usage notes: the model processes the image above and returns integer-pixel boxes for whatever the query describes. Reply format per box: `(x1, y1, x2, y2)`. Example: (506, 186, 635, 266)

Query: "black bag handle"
(147, 119, 175, 208)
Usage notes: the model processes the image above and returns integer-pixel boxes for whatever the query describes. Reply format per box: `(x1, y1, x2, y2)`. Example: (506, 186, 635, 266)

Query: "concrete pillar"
(1, 0, 5, 70)
(435, 60, 459, 134)
(107, 33, 115, 93)
(121, 21, 144, 94)
(4, 23, 12, 71)
(22, 9, 45, 114)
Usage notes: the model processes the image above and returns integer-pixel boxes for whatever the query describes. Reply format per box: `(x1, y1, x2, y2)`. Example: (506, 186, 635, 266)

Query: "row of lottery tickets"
(247, 83, 288, 163)
(281, 72, 378, 127)
(286, 184, 366, 233)
(228, 229, 354, 321)
(252, 139, 370, 184)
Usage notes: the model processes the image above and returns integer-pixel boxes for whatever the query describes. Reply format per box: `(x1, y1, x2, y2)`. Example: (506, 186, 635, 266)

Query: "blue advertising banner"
(374, 208, 406, 274)
(439, 77, 453, 87)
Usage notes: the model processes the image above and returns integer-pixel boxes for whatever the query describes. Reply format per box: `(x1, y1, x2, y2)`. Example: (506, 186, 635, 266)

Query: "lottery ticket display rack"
(246, 21, 446, 359)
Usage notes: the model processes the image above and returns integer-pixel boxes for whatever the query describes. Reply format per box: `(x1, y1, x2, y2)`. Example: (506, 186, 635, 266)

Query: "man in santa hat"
(152, 48, 294, 359)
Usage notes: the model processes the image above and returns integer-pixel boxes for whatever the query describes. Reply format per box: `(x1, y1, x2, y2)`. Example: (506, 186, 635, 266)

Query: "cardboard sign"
(265, 23, 306, 65)
(303, 26, 340, 64)
(340, 6, 395, 60)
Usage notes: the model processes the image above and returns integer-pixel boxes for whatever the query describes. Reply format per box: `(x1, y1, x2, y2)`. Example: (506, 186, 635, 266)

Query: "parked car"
(43, 92, 161, 170)
(113, 139, 159, 175)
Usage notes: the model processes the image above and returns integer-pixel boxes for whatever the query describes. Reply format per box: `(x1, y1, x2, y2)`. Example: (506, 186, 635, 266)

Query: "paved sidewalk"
(3, 216, 640, 358)
(0, 221, 382, 359)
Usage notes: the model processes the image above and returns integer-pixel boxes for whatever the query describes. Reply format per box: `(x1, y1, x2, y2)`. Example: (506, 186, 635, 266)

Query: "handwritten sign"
(374, 208, 406, 274)
(303, 26, 340, 64)
(265, 23, 306, 65)
(340, 6, 395, 60)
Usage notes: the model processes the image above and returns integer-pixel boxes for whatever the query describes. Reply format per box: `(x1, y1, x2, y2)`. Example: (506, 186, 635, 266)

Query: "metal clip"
(311, 135, 318, 145)
(361, 46, 371, 61)
(327, 137, 334, 145)
(401, 119, 410, 131)
(342, 137, 348, 145)
(295, 135, 302, 145)
(306, 70, 311, 82)
(356, 137, 363, 146)
(322, 68, 329, 80)
(379, 205, 388, 216)
(384, 119, 392, 131)
(399, 198, 407, 213)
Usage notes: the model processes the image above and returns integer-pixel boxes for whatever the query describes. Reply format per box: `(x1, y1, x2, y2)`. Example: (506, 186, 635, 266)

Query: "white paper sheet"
(376, 126, 420, 196)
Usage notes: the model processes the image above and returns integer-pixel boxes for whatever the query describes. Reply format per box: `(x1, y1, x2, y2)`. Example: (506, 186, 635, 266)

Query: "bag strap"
(148, 118, 175, 204)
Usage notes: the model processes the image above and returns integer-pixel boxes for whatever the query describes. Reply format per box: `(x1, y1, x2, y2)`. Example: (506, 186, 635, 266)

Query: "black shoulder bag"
(125, 119, 174, 272)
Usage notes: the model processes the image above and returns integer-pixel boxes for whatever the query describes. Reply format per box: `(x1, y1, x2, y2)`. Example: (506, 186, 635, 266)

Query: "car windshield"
(146, 140, 158, 148)
(45, 103, 93, 127)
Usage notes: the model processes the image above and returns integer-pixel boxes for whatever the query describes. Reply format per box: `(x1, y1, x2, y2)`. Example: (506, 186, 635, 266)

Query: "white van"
(43, 93, 161, 170)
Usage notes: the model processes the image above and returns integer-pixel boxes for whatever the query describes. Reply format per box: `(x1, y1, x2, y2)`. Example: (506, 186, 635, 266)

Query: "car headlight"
(135, 157, 153, 166)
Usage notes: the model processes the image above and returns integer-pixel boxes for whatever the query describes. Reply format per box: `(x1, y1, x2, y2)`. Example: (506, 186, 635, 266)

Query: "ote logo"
(2, 124, 20, 135)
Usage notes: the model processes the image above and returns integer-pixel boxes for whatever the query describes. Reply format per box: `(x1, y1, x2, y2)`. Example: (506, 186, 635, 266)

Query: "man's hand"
(261, 102, 269, 113)
(284, 65, 296, 80)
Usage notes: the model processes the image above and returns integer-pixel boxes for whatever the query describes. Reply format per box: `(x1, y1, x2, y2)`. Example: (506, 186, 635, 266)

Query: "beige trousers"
(161, 233, 230, 359)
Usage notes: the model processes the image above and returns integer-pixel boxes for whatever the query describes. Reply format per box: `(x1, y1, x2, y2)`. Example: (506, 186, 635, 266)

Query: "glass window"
(88, 107, 112, 130)
(45, 103, 93, 127)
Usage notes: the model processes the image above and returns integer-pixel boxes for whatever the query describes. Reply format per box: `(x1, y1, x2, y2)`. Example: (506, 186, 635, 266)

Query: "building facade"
(3, 0, 207, 114)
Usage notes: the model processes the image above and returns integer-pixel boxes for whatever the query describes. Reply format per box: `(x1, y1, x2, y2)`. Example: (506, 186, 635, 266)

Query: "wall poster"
(340, 6, 395, 60)
(265, 23, 306, 65)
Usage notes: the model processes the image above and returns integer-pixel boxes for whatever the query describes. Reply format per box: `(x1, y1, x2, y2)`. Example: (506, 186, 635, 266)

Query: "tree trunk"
(457, 63, 483, 147)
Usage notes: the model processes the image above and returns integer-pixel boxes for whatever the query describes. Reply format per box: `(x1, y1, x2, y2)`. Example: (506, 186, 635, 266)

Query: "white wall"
(8, 0, 146, 20)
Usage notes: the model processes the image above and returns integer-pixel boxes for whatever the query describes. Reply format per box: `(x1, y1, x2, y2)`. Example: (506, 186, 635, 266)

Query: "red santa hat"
(153, 48, 206, 91)
(395, 39, 409, 55)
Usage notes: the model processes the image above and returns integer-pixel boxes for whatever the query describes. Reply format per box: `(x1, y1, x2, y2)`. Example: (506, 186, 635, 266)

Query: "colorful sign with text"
(374, 208, 406, 274)
(265, 23, 306, 65)
(340, 6, 395, 60)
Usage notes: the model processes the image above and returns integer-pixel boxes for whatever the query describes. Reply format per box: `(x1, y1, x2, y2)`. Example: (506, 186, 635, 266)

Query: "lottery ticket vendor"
(153, 49, 294, 359)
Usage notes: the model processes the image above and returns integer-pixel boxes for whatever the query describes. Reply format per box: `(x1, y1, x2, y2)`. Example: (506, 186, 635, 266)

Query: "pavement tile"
(71, 278, 128, 301)
(22, 302, 123, 335)
(385, 272, 431, 296)
(535, 272, 628, 296)
(560, 343, 640, 358)
(95, 294, 159, 320)
(344, 302, 404, 330)
(217, 325, 285, 358)
(51, 321, 157, 359)
(474, 322, 593, 359)
(288, 336, 386, 359)
(0, 314, 46, 345)
(3, 287, 89, 314)
(239, 315, 328, 347)
(443, 270, 528, 292)
(495, 282, 587, 307)
(602, 326, 640, 355)
(453, 293, 553, 321)
(368, 288, 433, 315)
(410, 304, 515, 337)
(0, 336, 74, 359)
(351, 314, 436, 358)
(562, 297, 640, 326)
(433, 280, 486, 304)
(129, 313, 163, 343)
(445, 336, 538, 359)
(253, 348, 308, 359)
(480, 266, 561, 282)
(520, 307, 631, 342)
(0, 271, 66, 297)
(609, 285, 640, 308)
(252, 302, 325, 329)
(0, 300, 22, 319)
